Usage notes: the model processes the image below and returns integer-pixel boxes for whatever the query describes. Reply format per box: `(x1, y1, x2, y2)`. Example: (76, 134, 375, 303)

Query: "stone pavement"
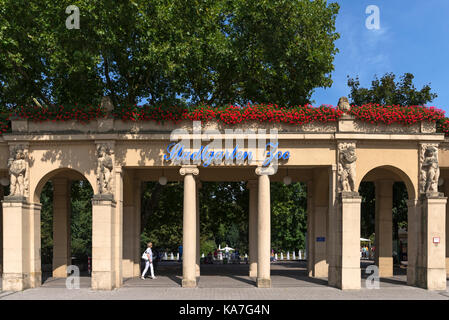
(0, 261, 448, 300)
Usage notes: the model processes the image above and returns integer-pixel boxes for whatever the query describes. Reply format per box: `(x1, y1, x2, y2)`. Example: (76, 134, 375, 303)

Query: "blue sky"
(311, 0, 449, 112)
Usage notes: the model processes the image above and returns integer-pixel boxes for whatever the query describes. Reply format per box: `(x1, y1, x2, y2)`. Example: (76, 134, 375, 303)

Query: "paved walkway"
(1, 261, 448, 300)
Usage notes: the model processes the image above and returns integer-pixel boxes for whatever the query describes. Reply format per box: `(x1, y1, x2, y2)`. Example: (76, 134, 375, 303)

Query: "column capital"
(255, 166, 275, 176)
(180, 165, 199, 176)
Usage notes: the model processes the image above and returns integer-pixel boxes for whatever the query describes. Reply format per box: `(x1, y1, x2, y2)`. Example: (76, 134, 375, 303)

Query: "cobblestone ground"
(0, 261, 448, 300)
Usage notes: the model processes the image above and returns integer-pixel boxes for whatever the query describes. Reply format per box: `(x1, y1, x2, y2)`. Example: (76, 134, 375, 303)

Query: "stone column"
(332, 193, 362, 290)
(308, 169, 329, 278)
(327, 165, 338, 287)
(91, 194, 117, 290)
(114, 167, 124, 287)
(444, 181, 449, 277)
(416, 194, 447, 290)
(247, 180, 258, 278)
(52, 178, 71, 278)
(2, 143, 40, 291)
(180, 165, 199, 288)
(406, 199, 419, 286)
(256, 168, 271, 288)
(196, 181, 201, 277)
(2, 197, 41, 291)
(122, 171, 135, 278)
(306, 180, 314, 276)
(329, 142, 361, 290)
(133, 179, 142, 277)
(374, 179, 394, 277)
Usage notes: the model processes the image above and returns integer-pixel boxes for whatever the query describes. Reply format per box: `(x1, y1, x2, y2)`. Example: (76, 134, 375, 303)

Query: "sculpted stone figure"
(97, 144, 113, 194)
(421, 145, 440, 193)
(8, 146, 27, 196)
(338, 144, 357, 192)
(337, 97, 351, 112)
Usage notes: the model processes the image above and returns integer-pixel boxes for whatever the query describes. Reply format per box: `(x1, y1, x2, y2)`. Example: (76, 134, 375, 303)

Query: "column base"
(91, 271, 116, 290)
(256, 277, 271, 288)
(2, 272, 41, 291)
(182, 279, 197, 288)
(331, 267, 361, 290)
(416, 267, 447, 290)
(328, 266, 338, 287)
(407, 266, 416, 286)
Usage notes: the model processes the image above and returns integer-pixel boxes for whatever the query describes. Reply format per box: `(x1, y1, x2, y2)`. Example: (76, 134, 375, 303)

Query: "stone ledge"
(3, 195, 28, 203)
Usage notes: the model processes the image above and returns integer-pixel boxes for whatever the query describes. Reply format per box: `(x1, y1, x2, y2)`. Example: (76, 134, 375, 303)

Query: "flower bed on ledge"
(0, 103, 448, 136)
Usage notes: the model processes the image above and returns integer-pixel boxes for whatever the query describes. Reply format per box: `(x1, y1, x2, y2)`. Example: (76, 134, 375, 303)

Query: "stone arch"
(32, 167, 96, 203)
(357, 165, 416, 200)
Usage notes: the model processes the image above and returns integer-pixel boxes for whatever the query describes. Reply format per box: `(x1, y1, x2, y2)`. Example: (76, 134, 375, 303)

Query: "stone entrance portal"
(0, 99, 448, 292)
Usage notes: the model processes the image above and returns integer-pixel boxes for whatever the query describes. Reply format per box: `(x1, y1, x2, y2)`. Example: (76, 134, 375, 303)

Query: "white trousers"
(142, 261, 154, 278)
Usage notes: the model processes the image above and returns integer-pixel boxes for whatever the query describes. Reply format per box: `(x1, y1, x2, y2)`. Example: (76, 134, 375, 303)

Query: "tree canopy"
(0, 0, 340, 108)
(347, 72, 437, 106)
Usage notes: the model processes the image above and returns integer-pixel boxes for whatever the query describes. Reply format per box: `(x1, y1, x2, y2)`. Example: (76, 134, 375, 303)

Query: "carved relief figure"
(8, 145, 27, 196)
(420, 145, 440, 193)
(97, 144, 113, 194)
(338, 143, 357, 192)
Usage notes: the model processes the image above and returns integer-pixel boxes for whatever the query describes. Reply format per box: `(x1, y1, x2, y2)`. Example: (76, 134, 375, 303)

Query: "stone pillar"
(306, 180, 314, 275)
(114, 167, 124, 287)
(52, 178, 71, 278)
(180, 166, 199, 288)
(133, 179, 142, 277)
(327, 165, 338, 287)
(196, 181, 201, 277)
(374, 179, 394, 277)
(444, 181, 449, 277)
(247, 180, 258, 278)
(416, 194, 447, 290)
(330, 193, 362, 290)
(91, 194, 117, 290)
(256, 168, 271, 288)
(406, 199, 419, 286)
(308, 169, 329, 278)
(2, 197, 42, 291)
(122, 172, 137, 279)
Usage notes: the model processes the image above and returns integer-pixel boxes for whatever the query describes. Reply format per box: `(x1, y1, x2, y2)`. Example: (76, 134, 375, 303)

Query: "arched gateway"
(0, 98, 448, 291)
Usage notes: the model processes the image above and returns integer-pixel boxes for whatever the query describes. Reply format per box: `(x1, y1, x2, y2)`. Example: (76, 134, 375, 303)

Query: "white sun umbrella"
(219, 246, 235, 251)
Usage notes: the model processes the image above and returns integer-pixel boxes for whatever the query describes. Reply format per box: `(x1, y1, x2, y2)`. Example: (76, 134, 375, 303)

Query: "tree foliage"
(0, 0, 340, 108)
(347, 73, 437, 106)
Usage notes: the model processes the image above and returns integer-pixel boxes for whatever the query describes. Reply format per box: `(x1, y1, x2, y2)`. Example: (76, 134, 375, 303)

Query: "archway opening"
(38, 169, 93, 283)
(359, 165, 414, 283)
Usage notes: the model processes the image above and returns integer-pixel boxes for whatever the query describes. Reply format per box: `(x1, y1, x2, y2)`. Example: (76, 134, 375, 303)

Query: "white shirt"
(143, 248, 153, 261)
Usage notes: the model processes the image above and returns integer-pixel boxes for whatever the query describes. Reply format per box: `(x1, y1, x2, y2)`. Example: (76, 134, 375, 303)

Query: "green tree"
(70, 180, 93, 260)
(271, 182, 307, 252)
(347, 72, 437, 106)
(0, 0, 340, 108)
